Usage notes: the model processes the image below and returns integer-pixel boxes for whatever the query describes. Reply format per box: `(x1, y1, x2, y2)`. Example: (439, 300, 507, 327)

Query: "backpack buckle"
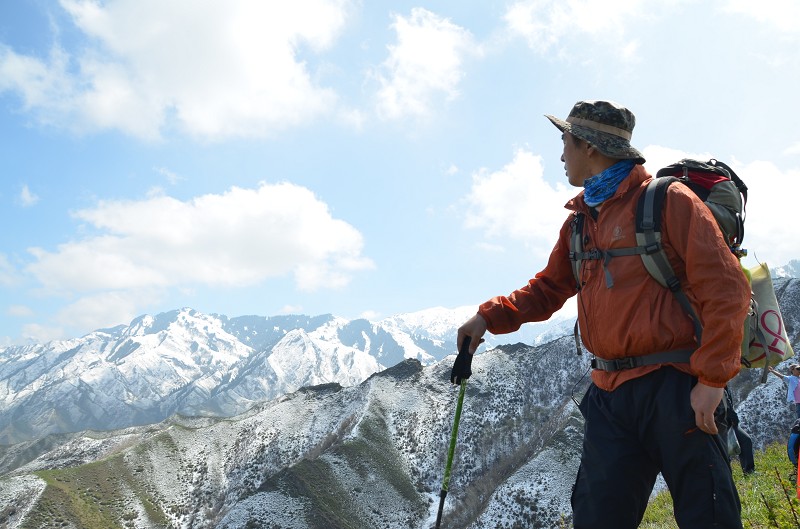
(591, 356, 636, 371)
(586, 248, 603, 260)
(665, 276, 681, 292)
(644, 242, 661, 254)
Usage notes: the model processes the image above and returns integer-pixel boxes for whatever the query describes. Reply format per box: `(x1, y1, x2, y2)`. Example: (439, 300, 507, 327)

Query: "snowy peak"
(1, 305, 514, 442)
(269, 327, 380, 389)
(378, 305, 479, 339)
(773, 260, 800, 279)
(2, 266, 794, 444)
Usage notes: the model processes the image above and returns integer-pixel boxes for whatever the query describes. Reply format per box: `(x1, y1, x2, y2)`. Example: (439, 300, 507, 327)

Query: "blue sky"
(1, 0, 798, 346)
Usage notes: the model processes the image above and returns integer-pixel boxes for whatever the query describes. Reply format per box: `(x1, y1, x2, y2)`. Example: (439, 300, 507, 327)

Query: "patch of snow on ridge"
(382, 325, 436, 364)
(471, 417, 582, 529)
(217, 492, 310, 528)
(0, 475, 47, 527)
(379, 305, 479, 339)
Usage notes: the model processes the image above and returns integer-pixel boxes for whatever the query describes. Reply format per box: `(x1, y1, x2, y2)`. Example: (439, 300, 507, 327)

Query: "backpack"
(655, 159, 747, 255)
(569, 158, 792, 381)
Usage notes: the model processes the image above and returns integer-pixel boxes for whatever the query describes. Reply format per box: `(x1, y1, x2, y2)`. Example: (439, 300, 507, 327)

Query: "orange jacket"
(478, 165, 750, 391)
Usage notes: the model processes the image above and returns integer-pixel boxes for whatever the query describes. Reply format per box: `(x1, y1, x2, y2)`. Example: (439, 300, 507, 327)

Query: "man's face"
(561, 132, 591, 187)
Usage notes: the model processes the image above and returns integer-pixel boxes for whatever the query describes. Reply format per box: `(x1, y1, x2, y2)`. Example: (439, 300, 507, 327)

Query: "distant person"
(768, 364, 800, 418)
(454, 100, 749, 528)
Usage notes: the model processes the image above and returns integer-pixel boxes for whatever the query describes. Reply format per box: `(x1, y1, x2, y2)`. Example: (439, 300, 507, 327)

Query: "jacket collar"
(565, 164, 650, 214)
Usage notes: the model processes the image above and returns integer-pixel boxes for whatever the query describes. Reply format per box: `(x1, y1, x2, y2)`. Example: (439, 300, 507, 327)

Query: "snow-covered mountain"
(773, 259, 800, 279)
(1, 260, 795, 445)
(0, 338, 590, 528)
(0, 276, 797, 528)
(0, 303, 576, 444)
(0, 271, 797, 528)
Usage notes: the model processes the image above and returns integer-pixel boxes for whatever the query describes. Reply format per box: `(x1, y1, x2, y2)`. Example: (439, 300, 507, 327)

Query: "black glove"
(450, 336, 473, 385)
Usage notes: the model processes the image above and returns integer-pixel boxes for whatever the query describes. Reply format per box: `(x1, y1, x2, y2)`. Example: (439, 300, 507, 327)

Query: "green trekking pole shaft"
(435, 379, 467, 526)
(435, 337, 472, 529)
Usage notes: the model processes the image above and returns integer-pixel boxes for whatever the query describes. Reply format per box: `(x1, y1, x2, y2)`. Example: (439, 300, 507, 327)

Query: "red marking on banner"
(761, 309, 788, 354)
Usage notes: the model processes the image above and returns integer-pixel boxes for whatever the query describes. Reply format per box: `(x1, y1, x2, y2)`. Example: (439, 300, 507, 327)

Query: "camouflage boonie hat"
(546, 100, 645, 164)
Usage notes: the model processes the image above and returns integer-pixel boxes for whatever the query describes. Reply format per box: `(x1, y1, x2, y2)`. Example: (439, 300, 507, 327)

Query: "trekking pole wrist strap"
(591, 348, 695, 372)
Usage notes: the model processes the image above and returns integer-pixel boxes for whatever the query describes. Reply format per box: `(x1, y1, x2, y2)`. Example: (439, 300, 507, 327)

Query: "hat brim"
(546, 114, 645, 164)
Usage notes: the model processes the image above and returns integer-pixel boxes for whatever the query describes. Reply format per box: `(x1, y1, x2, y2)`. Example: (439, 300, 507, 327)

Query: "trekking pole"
(435, 336, 473, 529)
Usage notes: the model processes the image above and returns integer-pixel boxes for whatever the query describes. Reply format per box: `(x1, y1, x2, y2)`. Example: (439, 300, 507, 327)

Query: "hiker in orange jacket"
(457, 100, 750, 529)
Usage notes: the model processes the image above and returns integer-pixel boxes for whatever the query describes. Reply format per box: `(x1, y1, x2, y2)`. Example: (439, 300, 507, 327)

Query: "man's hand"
(457, 313, 487, 355)
(691, 383, 724, 434)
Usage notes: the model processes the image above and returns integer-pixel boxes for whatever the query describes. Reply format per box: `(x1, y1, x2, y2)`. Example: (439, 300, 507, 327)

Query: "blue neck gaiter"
(583, 159, 636, 207)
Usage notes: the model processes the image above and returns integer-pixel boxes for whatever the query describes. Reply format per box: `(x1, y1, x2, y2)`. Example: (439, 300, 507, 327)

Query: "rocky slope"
(0, 277, 797, 528)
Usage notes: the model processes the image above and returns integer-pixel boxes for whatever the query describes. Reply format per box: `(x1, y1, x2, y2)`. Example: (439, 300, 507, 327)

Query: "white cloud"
(155, 166, 184, 185)
(0, 254, 20, 287)
(25, 182, 374, 294)
(723, 0, 800, 34)
(55, 290, 155, 335)
(641, 145, 717, 176)
(19, 182, 374, 339)
(21, 322, 64, 344)
(465, 145, 800, 271)
(476, 241, 506, 253)
(374, 8, 480, 120)
(464, 148, 575, 257)
(784, 142, 800, 156)
(0, 0, 354, 140)
(6, 305, 33, 317)
(18, 184, 40, 207)
(0, 45, 73, 116)
(359, 309, 380, 320)
(503, 0, 647, 58)
(728, 159, 800, 269)
(338, 107, 367, 131)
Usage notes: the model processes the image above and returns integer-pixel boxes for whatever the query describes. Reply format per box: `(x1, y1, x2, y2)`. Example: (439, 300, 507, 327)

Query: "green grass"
(255, 412, 428, 529)
(27, 461, 126, 529)
(641, 442, 800, 528)
(25, 454, 172, 529)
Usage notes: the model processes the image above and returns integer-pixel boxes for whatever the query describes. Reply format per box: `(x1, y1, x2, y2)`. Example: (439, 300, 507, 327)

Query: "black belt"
(591, 349, 695, 372)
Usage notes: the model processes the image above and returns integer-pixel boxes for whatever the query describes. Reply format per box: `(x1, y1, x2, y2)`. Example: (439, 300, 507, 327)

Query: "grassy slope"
(641, 442, 800, 529)
(23, 452, 172, 529)
(15, 429, 800, 528)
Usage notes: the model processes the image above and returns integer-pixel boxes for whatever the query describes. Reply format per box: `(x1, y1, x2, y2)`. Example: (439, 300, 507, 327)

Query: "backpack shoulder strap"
(568, 212, 587, 356)
(635, 177, 703, 344)
(636, 177, 674, 288)
(568, 211, 587, 291)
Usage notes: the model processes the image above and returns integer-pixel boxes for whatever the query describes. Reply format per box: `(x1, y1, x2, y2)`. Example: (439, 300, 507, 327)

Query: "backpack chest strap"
(570, 245, 658, 289)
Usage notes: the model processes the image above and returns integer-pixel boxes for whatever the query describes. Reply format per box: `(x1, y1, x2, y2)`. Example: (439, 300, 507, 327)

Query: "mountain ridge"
(0, 301, 578, 444)
(0, 273, 797, 527)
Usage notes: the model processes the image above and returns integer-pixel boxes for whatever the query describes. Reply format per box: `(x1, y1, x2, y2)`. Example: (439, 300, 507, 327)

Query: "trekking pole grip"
(450, 336, 473, 385)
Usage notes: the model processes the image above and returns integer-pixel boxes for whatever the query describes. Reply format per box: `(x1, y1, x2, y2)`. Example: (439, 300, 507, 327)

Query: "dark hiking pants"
(571, 367, 743, 529)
